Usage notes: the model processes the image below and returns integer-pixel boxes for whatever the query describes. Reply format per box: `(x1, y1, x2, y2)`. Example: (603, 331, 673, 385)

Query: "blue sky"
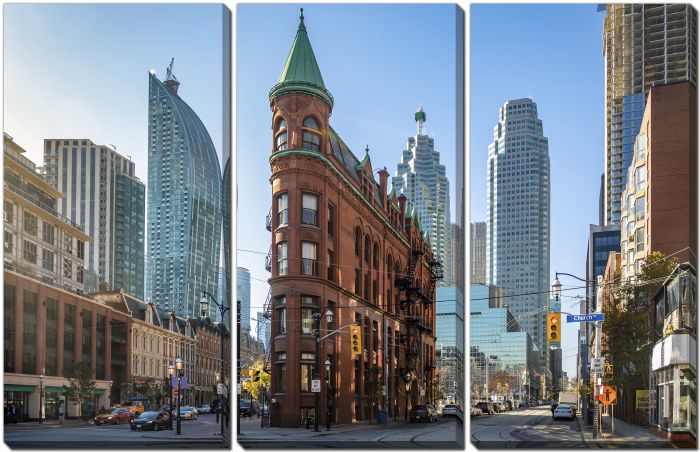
(237, 4, 459, 331)
(4, 3, 224, 184)
(470, 4, 607, 377)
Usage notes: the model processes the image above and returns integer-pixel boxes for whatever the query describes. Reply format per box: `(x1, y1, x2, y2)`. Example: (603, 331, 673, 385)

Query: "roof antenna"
(166, 58, 177, 81)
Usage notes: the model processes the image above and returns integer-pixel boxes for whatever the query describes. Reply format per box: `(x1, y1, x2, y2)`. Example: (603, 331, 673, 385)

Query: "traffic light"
(351, 325, 362, 355)
(547, 313, 561, 342)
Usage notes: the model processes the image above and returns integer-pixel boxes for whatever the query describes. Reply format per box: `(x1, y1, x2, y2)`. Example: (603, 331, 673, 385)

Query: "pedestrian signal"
(547, 313, 561, 342)
(351, 326, 362, 355)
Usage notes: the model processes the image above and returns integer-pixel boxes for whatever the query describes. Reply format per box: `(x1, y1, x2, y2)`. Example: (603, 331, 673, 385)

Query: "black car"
(240, 401, 255, 417)
(476, 401, 495, 415)
(409, 404, 439, 423)
(504, 400, 514, 411)
(130, 411, 171, 431)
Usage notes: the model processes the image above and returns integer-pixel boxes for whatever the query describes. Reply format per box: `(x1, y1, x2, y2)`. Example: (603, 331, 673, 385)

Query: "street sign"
(311, 379, 321, 393)
(420, 388, 425, 397)
(172, 388, 179, 397)
(171, 375, 188, 389)
(241, 376, 252, 382)
(237, 383, 241, 395)
(601, 386, 617, 405)
(591, 357, 605, 373)
(217, 383, 225, 395)
(566, 313, 605, 323)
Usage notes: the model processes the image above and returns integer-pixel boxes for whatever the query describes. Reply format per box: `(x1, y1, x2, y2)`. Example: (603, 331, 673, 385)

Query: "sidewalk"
(238, 415, 398, 439)
(577, 412, 671, 447)
(3, 419, 92, 429)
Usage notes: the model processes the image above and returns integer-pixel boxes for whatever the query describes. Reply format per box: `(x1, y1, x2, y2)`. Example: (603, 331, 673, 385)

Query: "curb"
(575, 416, 591, 447)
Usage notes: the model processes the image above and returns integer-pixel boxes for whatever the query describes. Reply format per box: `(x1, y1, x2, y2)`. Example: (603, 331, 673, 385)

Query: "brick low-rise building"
(265, 11, 439, 427)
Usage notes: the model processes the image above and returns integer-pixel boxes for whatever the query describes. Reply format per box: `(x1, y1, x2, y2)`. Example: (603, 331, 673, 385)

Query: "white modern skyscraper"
(43, 139, 145, 297)
(470, 221, 486, 284)
(236, 267, 251, 333)
(392, 107, 450, 283)
(486, 98, 550, 369)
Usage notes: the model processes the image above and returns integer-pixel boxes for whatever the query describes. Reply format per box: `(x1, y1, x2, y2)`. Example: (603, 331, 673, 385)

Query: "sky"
(237, 4, 460, 337)
(4, 3, 225, 185)
(470, 4, 607, 378)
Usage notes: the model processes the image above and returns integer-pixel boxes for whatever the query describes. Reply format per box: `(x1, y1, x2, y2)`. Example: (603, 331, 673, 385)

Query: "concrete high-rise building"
(486, 98, 550, 372)
(602, 4, 697, 225)
(43, 138, 144, 297)
(256, 311, 271, 352)
(236, 267, 251, 333)
(470, 221, 486, 284)
(146, 62, 222, 320)
(549, 347, 562, 393)
(392, 107, 450, 284)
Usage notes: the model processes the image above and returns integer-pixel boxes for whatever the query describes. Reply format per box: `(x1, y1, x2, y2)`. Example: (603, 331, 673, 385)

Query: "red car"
(94, 408, 135, 425)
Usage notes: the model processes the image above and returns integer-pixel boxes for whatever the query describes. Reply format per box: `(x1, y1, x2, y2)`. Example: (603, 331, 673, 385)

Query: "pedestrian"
(550, 400, 557, 418)
(9, 404, 17, 424)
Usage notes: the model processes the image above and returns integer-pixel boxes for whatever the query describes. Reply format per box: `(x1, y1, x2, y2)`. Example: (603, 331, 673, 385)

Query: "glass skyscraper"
(146, 64, 222, 320)
(392, 107, 450, 284)
(486, 98, 550, 373)
(43, 139, 145, 297)
(236, 267, 251, 332)
(470, 221, 486, 284)
(436, 286, 464, 407)
(470, 285, 541, 402)
(602, 4, 697, 225)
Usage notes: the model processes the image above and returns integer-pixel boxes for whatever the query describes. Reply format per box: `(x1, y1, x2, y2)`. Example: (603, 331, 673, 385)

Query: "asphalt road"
(4, 414, 226, 448)
(470, 405, 586, 448)
(238, 417, 463, 448)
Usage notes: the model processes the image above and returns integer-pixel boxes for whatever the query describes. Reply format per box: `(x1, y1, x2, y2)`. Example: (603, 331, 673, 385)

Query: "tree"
(601, 251, 678, 422)
(490, 370, 515, 399)
(241, 360, 270, 399)
(62, 362, 96, 419)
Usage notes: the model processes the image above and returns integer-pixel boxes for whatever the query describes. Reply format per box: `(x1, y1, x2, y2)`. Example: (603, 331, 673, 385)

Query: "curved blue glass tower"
(146, 66, 222, 319)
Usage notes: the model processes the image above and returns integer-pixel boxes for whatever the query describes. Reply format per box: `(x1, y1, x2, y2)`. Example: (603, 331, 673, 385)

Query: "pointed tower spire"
(269, 9, 333, 110)
(415, 106, 426, 135)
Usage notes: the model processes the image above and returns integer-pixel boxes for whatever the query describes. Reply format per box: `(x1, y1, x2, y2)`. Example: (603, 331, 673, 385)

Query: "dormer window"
(275, 118, 288, 151)
(302, 116, 321, 151)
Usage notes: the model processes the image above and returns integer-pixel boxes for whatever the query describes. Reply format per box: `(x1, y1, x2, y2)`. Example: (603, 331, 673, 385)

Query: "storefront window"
(4, 391, 29, 423)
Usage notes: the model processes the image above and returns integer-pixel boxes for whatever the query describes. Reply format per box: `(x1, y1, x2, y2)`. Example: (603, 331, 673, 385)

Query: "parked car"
(195, 404, 211, 414)
(553, 403, 576, 421)
(122, 400, 146, 415)
(239, 401, 255, 417)
(470, 405, 483, 417)
(94, 408, 135, 425)
(172, 406, 198, 420)
(409, 404, 439, 423)
(495, 402, 507, 413)
(476, 401, 495, 415)
(442, 404, 461, 418)
(130, 411, 170, 431)
(504, 400, 514, 411)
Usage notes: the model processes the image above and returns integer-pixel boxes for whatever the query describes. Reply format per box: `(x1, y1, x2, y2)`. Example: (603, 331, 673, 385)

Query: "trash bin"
(377, 410, 388, 424)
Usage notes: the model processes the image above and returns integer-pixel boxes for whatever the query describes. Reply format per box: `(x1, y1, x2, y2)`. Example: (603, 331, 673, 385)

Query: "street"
(237, 415, 463, 448)
(4, 414, 227, 448)
(471, 405, 586, 448)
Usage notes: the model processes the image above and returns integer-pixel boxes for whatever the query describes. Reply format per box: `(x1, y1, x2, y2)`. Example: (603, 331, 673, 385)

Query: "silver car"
(552, 403, 575, 421)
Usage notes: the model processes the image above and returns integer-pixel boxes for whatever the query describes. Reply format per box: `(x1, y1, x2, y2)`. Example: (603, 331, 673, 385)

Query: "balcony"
(4, 183, 84, 232)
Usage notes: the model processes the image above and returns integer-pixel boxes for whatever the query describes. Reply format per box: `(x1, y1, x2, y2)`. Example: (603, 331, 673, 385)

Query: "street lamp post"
(324, 358, 331, 431)
(552, 272, 597, 428)
(39, 374, 45, 424)
(215, 372, 221, 425)
(200, 291, 230, 439)
(168, 365, 175, 430)
(175, 358, 184, 435)
(313, 307, 333, 432)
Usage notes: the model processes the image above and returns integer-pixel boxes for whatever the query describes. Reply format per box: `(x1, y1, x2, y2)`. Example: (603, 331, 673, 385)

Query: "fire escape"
(262, 208, 273, 373)
(395, 244, 443, 379)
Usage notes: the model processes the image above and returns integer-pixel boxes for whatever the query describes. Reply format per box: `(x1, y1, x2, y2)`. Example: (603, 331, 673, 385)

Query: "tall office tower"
(236, 267, 251, 333)
(43, 138, 145, 296)
(256, 311, 271, 352)
(392, 107, 450, 284)
(486, 98, 550, 372)
(147, 62, 222, 319)
(603, 4, 697, 225)
(470, 221, 486, 284)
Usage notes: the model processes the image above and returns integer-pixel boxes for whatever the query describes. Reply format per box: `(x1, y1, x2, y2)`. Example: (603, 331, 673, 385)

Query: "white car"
(552, 403, 576, 421)
(195, 404, 211, 414)
(442, 404, 460, 417)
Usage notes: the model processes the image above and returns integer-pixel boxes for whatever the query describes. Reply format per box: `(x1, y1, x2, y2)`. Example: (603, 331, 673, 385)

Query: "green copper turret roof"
(269, 9, 333, 109)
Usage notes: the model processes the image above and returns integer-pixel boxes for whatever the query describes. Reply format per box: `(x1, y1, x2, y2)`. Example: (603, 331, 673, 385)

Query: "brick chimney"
(398, 194, 407, 231)
(378, 167, 389, 209)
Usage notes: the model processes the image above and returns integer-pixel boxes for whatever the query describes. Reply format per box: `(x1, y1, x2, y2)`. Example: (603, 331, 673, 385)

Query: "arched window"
(355, 227, 362, 257)
(275, 118, 288, 151)
(364, 235, 370, 263)
(386, 256, 393, 313)
(302, 116, 321, 151)
(373, 242, 379, 269)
